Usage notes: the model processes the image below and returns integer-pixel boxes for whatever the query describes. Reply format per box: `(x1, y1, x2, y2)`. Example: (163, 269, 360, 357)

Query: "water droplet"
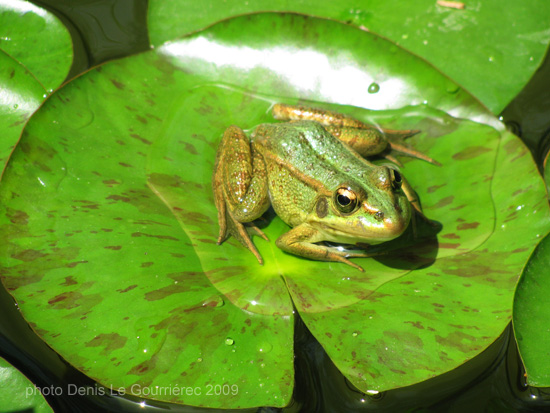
(368, 82, 380, 94)
(13, 104, 18, 109)
(260, 363, 265, 368)
(352, 332, 358, 337)
(202, 296, 224, 308)
(225, 337, 234, 346)
(197, 357, 203, 362)
(258, 342, 273, 354)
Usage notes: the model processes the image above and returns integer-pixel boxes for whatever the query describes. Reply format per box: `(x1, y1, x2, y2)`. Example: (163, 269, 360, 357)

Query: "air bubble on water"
(368, 82, 380, 94)
(202, 296, 224, 308)
(258, 342, 273, 353)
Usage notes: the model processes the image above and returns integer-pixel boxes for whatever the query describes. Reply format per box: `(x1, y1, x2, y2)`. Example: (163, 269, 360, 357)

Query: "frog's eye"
(334, 187, 358, 214)
(389, 168, 402, 190)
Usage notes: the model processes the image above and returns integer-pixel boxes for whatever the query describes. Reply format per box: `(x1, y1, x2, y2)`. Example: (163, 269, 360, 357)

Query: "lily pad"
(147, 0, 550, 115)
(0, 13, 548, 408)
(0, 356, 53, 413)
(514, 233, 550, 387)
(0, 0, 75, 172)
(0, 0, 73, 92)
(0, 50, 45, 168)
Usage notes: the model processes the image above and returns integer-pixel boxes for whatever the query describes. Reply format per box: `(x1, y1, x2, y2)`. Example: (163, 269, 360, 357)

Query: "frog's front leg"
(273, 103, 439, 165)
(275, 223, 372, 272)
(213, 125, 271, 264)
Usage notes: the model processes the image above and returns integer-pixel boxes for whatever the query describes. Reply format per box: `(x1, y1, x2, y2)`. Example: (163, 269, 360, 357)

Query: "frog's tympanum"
(212, 104, 437, 271)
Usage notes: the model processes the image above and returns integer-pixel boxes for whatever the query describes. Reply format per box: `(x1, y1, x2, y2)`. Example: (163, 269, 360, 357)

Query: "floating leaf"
(0, 50, 44, 167)
(0, 0, 74, 171)
(514, 233, 550, 387)
(0, 356, 53, 413)
(147, 0, 550, 115)
(0, 0, 73, 91)
(0, 13, 548, 408)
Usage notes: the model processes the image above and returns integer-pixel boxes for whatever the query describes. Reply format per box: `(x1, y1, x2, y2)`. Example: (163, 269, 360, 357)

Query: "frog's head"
(310, 166, 412, 244)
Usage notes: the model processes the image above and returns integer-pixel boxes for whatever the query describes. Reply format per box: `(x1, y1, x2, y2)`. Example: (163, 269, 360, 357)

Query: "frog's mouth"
(315, 216, 410, 244)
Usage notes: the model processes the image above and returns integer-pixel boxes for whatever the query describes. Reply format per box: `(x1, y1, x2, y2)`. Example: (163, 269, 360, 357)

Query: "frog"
(212, 103, 436, 271)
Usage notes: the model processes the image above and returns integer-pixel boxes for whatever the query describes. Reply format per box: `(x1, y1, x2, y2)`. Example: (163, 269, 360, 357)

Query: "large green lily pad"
(148, 0, 550, 115)
(0, 13, 548, 408)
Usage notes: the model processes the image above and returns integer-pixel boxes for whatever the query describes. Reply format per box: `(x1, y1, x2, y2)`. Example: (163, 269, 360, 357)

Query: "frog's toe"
(339, 256, 365, 272)
(223, 210, 265, 264)
(388, 141, 441, 166)
(249, 223, 269, 242)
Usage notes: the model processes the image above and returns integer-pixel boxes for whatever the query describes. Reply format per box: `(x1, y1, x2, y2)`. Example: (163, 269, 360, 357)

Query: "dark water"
(2, 1, 550, 411)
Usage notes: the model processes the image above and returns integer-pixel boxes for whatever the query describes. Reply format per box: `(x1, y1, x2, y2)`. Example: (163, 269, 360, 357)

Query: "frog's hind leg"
(273, 103, 439, 165)
(273, 103, 369, 128)
(213, 126, 270, 264)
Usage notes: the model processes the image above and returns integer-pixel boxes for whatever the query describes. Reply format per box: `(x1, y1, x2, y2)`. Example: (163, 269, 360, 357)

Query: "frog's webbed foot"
(276, 224, 374, 272)
(213, 125, 270, 264)
(216, 206, 267, 264)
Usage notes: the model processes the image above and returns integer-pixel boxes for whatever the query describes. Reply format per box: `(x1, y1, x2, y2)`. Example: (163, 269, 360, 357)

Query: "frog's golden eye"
(389, 168, 402, 190)
(334, 187, 358, 214)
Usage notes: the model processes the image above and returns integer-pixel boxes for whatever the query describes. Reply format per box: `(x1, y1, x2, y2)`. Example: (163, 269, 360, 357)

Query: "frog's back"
(251, 121, 376, 225)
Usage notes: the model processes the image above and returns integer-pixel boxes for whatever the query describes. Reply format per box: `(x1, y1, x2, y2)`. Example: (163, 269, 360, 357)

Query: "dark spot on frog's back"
(316, 197, 328, 218)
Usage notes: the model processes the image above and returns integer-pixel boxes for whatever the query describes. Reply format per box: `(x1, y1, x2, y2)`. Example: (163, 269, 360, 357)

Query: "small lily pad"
(0, 0, 74, 171)
(514, 233, 550, 387)
(0, 50, 45, 168)
(0, 0, 73, 91)
(0, 356, 53, 413)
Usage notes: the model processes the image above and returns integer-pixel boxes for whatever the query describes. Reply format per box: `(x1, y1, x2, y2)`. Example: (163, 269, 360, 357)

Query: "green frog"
(212, 103, 435, 271)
